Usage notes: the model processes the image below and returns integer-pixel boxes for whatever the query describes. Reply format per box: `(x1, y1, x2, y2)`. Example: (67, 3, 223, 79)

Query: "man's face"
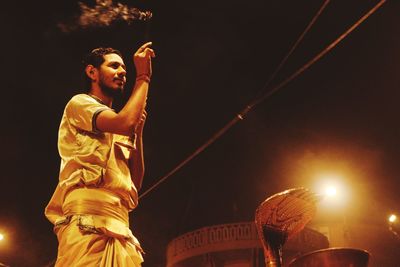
(97, 53, 127, 98)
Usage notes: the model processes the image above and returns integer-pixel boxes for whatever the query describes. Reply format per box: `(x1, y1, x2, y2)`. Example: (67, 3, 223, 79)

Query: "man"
(45, 42, 155, 266)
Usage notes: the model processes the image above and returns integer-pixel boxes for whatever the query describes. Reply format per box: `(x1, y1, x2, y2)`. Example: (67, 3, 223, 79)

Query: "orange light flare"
(388, 214, 400, 240)
(312, 174, 350, 210)
(388, 214, 397, 224)
(272, 144, 383, 223)
(0, 224, 16, 252)
(325, 185, 337, 197)
(0, 230, 9, 247)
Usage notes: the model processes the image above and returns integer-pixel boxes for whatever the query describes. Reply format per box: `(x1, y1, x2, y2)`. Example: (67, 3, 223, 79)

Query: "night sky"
(1, 0, 400, 266)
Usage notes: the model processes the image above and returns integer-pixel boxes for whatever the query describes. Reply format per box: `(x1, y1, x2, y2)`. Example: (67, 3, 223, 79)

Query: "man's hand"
(135, 110, 147, 134)
(134, 42, 156, 78)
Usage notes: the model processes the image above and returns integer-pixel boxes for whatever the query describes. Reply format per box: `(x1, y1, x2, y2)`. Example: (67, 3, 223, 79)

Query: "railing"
(166, 222, 259, 266)
(166, 222, 328, 267)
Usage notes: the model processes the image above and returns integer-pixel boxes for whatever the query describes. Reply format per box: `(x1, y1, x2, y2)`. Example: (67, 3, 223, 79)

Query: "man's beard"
(99, 79, 123, 98)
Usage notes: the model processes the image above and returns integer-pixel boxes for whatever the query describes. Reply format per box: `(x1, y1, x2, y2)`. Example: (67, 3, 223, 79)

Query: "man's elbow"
(117, 117, 140, 136)
(119, 123, 136, 136)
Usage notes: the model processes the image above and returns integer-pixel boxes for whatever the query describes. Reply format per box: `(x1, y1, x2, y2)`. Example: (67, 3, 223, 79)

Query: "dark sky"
(1, 0, 400, 266)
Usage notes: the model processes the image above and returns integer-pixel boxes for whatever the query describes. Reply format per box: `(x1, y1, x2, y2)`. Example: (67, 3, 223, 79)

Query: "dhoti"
(53, 188, 143, 267)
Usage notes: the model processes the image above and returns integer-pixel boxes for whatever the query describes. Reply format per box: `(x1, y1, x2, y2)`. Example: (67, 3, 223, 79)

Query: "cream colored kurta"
(45, 94, 143, 266)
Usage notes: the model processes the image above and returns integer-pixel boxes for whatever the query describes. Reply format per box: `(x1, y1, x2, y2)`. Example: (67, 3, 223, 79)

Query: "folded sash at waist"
(58, 187, 142, 252)
(63, 187, 129, 226)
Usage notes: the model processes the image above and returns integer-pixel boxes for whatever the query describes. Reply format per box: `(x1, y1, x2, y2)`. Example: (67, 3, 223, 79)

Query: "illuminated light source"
(389, 214, 397, 223)
(325, 185, 337, 197)
(0, 233, 4, 241)
(313, 174, 349, 209)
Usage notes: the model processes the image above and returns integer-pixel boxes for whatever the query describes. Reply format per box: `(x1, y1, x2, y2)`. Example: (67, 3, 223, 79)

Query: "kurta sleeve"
(65, 94, 111, 133)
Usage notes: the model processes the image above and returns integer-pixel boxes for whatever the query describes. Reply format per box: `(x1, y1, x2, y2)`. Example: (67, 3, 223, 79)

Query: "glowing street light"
(325, 185, 337, 197)
(388, 214, 399, 240)
(315, 178, 348, 207)
(389, 214, 397, 224)
(312, 175, 352, 246)
(0, 233, 3, 241)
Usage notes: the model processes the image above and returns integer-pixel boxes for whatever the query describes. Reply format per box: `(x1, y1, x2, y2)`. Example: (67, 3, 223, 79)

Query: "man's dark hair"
(82, 47, 123, 91)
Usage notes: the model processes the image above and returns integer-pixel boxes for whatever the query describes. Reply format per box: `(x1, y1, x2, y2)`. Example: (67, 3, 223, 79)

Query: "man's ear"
(85, 65, 98, 81)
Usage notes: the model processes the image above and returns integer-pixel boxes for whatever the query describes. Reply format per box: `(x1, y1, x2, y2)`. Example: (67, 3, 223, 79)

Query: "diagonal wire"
(248, 0, 386, 111)
(259, 0, 331, 95)
(139, 0, 387, 199)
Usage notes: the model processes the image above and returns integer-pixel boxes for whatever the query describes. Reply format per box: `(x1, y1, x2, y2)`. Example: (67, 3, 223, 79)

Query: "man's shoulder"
(68, 93, 96, 104)
(62, 93, 111, 131)
(65, 94, 107, 109)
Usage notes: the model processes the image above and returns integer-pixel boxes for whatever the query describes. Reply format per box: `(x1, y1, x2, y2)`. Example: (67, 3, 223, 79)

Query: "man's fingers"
(136, 42, 153, 54)
(134, 43, 155, 76)
(142, 48, 156, 58)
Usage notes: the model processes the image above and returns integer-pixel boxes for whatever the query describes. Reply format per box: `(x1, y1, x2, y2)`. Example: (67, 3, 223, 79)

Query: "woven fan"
(255, 188, 320, 267)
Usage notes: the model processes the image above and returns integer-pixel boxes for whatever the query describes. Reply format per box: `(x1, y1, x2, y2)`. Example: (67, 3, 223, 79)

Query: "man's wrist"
(136, 74, 151, 83)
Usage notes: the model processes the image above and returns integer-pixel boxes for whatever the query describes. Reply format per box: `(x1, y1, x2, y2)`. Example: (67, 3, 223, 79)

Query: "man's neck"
(89, 87, 113, 107)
